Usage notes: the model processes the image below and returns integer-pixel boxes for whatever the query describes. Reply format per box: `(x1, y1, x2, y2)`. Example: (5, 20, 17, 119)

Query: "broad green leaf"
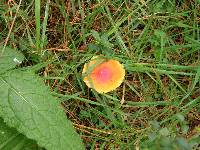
(0, 47, 24, 74)
(0, 70, 84, 150)
(0, 117, 42, 150)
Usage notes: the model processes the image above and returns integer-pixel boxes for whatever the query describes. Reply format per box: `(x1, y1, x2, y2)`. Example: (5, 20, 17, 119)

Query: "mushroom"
(82, 56, 125, 93)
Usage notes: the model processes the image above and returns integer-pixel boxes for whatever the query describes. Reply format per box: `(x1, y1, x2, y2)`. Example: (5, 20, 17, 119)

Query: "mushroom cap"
(82, 56, 125, 93)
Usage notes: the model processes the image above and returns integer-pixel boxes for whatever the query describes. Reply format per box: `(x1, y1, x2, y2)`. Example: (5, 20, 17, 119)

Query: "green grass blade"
(35, 0, 41, 51)
(41, 0, 50, 49)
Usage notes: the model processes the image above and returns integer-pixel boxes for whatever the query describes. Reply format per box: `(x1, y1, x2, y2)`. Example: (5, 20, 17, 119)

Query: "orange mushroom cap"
(82, 56, 125, 93)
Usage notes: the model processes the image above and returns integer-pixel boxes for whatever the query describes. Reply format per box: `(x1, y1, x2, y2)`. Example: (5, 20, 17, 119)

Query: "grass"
(0, 0, 200, 149)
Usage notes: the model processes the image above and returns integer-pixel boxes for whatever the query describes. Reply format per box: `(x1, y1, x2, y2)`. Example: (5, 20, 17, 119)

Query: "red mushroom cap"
(82, 56, 125, 93)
